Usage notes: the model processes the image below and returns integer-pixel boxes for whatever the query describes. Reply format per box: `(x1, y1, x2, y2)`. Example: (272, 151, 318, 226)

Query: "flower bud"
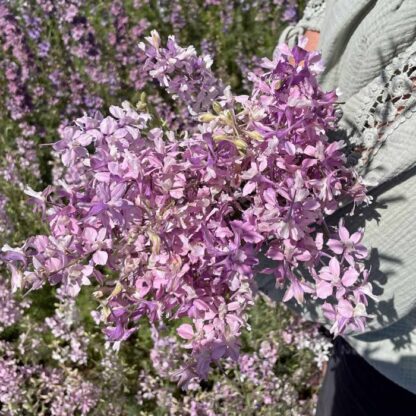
(198, 113, 217, 122)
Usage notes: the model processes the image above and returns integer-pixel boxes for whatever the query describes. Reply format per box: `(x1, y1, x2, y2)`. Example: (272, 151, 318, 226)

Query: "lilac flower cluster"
(45, 290, 89, 365)
(0, 3, 33, 121)
(282, 323, 332, 369)
(0, 0, 149, 154)
(274, 0, 299, 23)
(0, 0, 299, 150)
(0, 341, 28, 413)
(0, 133, 41, 201)
(0, 275, 30, 330)
(0, 257, 327, 415)
(0, 281, 100, 415)
(137, 303, 329, 415)
(41, 369, 99, 416)
(3, 35, 371, 387)
(140, 31, 224, 115)
(0, 195, 12, 236)
(0, 339, 99, 416)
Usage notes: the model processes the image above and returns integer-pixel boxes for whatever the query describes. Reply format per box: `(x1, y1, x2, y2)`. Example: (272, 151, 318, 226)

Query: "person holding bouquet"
(261, 0, 416, 414)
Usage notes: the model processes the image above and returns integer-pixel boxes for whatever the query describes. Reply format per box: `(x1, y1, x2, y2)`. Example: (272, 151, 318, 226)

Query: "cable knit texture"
(267, 0, 416, 394)
(299, 0, 326, 31)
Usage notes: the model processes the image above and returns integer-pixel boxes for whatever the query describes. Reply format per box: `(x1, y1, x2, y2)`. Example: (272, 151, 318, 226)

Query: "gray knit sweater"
(259, 0, 416, 394)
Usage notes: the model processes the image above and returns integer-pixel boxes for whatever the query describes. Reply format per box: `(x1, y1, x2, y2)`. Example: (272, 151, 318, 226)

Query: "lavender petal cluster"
(137, 304, 330, 415)
(0, 339, 99, 416)
(140, 31, 224, 115)
(0, 275, 30, 330)
(3, 35, 372, 385)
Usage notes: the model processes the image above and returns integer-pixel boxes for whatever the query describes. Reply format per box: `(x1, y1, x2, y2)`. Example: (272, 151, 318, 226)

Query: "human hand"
(304, 30, 320, 52)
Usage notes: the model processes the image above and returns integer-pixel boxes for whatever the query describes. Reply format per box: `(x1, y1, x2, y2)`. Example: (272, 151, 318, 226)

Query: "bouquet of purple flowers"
(3, 32, 373, 386)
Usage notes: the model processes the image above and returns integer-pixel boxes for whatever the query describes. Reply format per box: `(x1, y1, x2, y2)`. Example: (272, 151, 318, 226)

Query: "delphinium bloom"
(3, 33, 372, 385)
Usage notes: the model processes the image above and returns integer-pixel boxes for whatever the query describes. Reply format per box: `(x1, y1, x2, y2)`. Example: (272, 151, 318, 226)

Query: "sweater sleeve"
(340, 41, 416, 190)
(278, 0, 327, 48)
(258, 40, 416, 322)
(266, 1, 416, 393)
(297, 0, 327, 32)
